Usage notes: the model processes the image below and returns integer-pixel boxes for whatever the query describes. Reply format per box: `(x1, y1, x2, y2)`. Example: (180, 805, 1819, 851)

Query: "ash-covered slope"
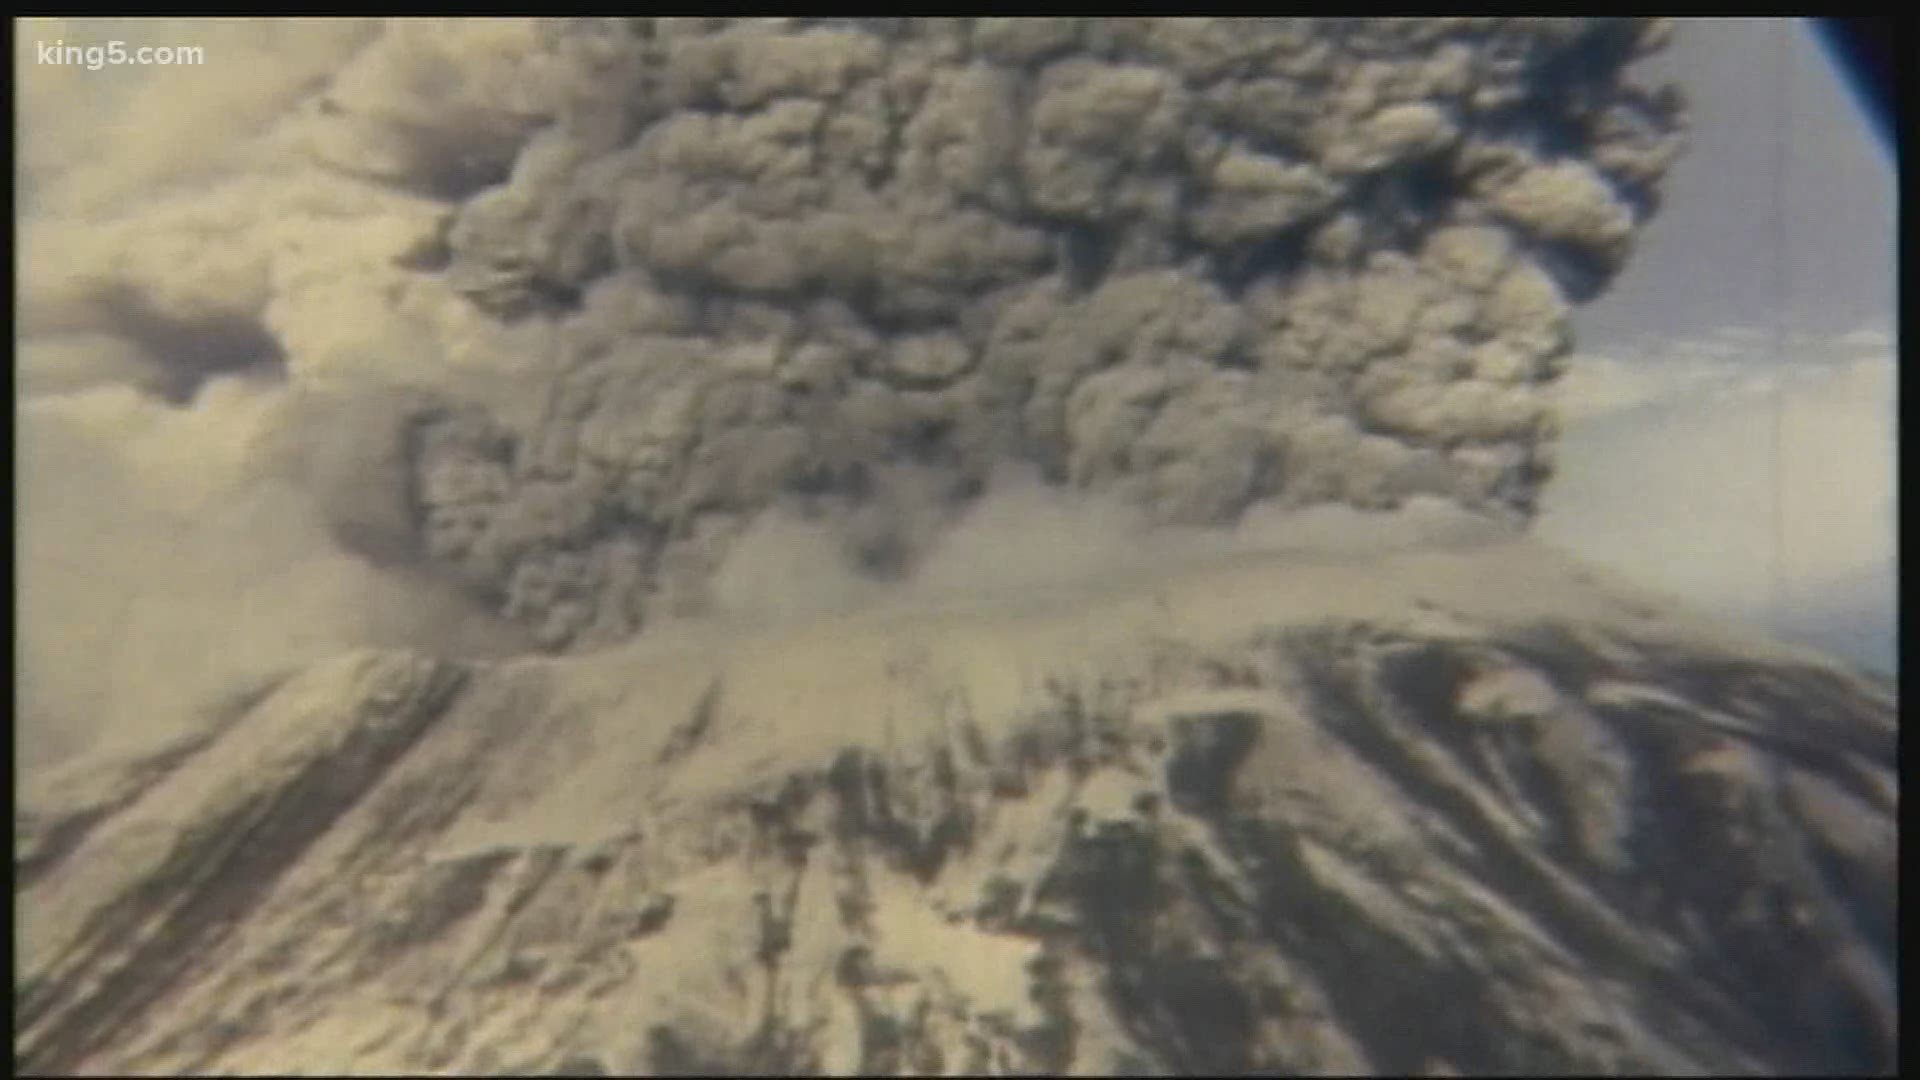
(15, 541, 1896, 1075)
(18, 17, 1894, 1079)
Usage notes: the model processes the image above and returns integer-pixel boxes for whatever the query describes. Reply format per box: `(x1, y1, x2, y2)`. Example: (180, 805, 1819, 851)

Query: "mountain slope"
(16, 539, 1896, 1075)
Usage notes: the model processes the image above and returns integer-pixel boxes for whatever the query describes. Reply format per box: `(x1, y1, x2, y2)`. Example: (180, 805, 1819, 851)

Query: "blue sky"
(1544, 19, 1897, 675)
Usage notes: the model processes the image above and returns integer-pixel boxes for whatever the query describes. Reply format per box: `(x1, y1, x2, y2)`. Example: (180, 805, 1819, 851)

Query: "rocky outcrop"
(30, 20, 1880, 1080)
(16, 543, 1895, 1075)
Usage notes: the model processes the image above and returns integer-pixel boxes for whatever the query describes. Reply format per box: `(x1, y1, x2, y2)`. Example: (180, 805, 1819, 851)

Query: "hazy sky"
(1549, 18, 1896, 674)
(1578, 18, 1896, 346)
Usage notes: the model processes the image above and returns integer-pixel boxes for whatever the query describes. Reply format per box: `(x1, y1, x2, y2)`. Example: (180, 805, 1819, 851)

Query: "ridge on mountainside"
(15, 16, 1895, 1079)
(16, 542, 1897, 1075)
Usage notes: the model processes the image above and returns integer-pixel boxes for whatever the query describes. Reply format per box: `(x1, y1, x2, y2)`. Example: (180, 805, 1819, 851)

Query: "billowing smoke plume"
(18, 19, 1684, 761)
(407, 17, 1685, 648)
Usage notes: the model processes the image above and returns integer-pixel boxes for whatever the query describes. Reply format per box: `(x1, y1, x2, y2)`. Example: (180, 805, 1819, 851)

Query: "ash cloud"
(17, 381, 533, 770)
(698, 468, 1515, 633)
(381, 17, 1685, 649)
(17, 19, 556, 764)
(17, 18, 1683, 761)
